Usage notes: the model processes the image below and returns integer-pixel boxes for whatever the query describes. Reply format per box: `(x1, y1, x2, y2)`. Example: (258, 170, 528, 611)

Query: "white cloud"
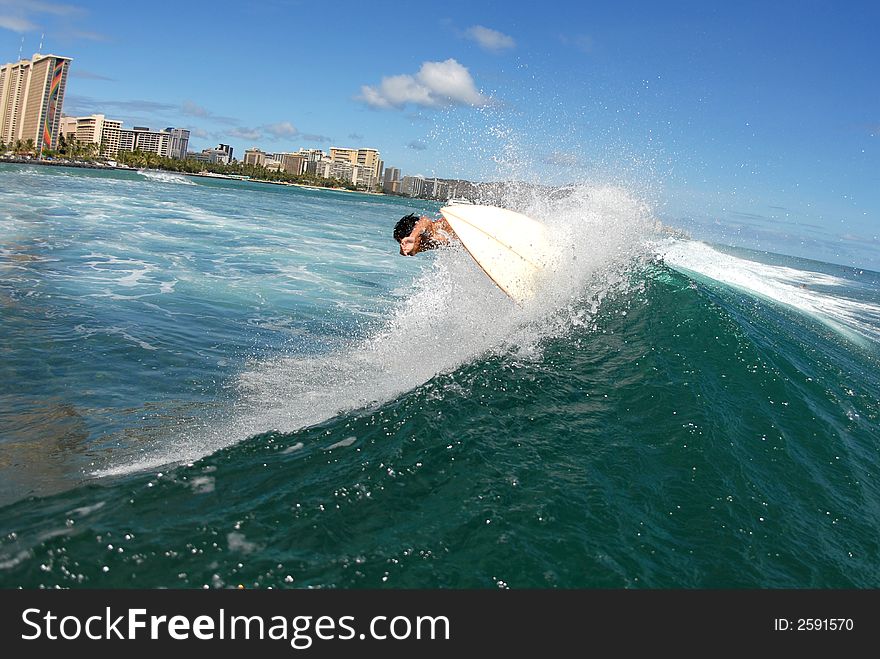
(0, 0, 87, 34)
(182, 100, 209, 118)
(465, 25, 515, 52)
(229, 127, 262, 141)
(0, 15, 36, 31)
(2, 1, 83, 17)
(263, 121, 297, 138)
(358, 59, 489, 110)
(301, 133, 332, 143)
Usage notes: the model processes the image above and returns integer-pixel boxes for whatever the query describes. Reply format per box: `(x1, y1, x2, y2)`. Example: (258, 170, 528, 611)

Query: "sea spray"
(97, 182, 660, 475)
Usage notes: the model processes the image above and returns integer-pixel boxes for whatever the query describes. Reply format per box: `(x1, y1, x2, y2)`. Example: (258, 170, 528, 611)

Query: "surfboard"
(440, 204, 553, 304)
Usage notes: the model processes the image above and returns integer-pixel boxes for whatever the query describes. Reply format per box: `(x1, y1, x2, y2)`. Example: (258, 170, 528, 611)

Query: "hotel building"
(0, 53, 71, 152)
(243, 147, 267, 166)
(383, 166, 400, 193)
(280, 153, 305, 175)
(330, 147, 382, 188)
(187, 144, 233, 164)
(400, 175, 426, 197)
(59, 114, 122, 157)
(166, 128, 190, 160)
(119, 126, 171, 157)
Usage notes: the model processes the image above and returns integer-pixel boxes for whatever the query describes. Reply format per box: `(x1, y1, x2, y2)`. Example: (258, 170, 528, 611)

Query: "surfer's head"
(393, 213, 420, 244)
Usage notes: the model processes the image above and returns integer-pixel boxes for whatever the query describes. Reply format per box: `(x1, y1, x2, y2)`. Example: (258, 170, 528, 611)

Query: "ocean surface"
(1, 163, 879, 588)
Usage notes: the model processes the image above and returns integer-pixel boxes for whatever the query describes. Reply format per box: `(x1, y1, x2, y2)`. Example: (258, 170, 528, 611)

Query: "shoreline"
(0, 155, 122, 171)
(0, 156, 390, 196)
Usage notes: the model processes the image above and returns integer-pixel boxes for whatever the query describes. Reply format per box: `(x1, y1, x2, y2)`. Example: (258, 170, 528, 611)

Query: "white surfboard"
(440, 204, 553, 304)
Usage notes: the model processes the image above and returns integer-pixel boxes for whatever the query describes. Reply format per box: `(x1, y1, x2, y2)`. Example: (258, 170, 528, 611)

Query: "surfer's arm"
(399, 216, 458, 256)
(399, 217, 433, 255)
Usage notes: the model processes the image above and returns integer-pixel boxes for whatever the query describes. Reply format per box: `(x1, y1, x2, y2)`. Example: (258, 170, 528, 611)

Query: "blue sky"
(1, 0, 878, 268)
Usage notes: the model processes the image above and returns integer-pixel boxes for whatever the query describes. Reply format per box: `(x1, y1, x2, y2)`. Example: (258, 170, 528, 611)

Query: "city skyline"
(0, 0, 877, 267)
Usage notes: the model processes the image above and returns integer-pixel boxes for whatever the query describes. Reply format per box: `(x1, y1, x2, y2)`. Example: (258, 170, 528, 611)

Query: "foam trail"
(95, 183, 658, 476)
(137, 170, 195, 185)
(660, 240, 880, 343)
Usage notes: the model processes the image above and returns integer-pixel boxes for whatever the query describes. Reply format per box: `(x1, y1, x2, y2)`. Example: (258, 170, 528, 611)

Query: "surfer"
(393, 213, 458, 256)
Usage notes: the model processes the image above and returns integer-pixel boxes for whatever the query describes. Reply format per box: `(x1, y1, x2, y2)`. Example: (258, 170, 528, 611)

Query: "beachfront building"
(305, 159, 326, 176)
(383, 166, 401, 194)
(330, 146, 382, 188)
(400, 174, 426, 197)
(187, 144, 233, 164)
(329, 159, 353, 182)
(118, 126, 171, 157)
(281, 153, 305, 175)
(243, 148, 267, 166)
(59, 114, 123, 157)
(297, 148, 326, 163)
(166, 128, 190, 160)
(59, 116, 77, 140)
(211, 144, 233, 164)
(354, 165, 378, 189)
(0, 53, 71, 153)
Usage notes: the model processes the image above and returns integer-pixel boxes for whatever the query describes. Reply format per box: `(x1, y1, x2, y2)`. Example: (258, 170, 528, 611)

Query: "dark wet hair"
(393, 213, 420, 243)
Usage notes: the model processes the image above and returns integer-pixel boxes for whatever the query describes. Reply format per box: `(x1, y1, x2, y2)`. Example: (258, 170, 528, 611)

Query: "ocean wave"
(95, 183, 660, 475)
(660, 240, 880, 344)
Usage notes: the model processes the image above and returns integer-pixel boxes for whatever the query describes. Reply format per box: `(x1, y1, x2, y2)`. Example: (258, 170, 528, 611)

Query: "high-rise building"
(382, 166, 400, 193)
(118, 126, 170, 157)
(400, 175, 426, 197)
(190, 144, 232, 164)
(186, 151, 211, 163)
(330, 146, 381, 187)
(166, 128, 190, 160)
(214, 144, 233, 164)
(281, 153, 305, 175)
(297, 148, 326, 162)
(62, 114, 122, 157)
(329, 159, 354, 182)
(243, 148, 267, 166)
(59, 116, 78, 140)
(0, 53, 71, 152)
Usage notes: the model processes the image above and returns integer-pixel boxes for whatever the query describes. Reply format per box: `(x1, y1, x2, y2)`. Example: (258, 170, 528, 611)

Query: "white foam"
(137, 169, 196, 185)
(326, 437, 357, 450)
(67, 501, 106, 517)
(660, 240, 880, 343)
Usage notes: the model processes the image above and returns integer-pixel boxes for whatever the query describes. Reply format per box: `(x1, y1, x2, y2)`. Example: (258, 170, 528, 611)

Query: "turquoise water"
(1, 164, 879, 587)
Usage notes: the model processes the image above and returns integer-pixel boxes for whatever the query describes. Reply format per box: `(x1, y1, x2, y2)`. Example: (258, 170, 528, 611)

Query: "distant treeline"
(114, 151, 355, 189)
